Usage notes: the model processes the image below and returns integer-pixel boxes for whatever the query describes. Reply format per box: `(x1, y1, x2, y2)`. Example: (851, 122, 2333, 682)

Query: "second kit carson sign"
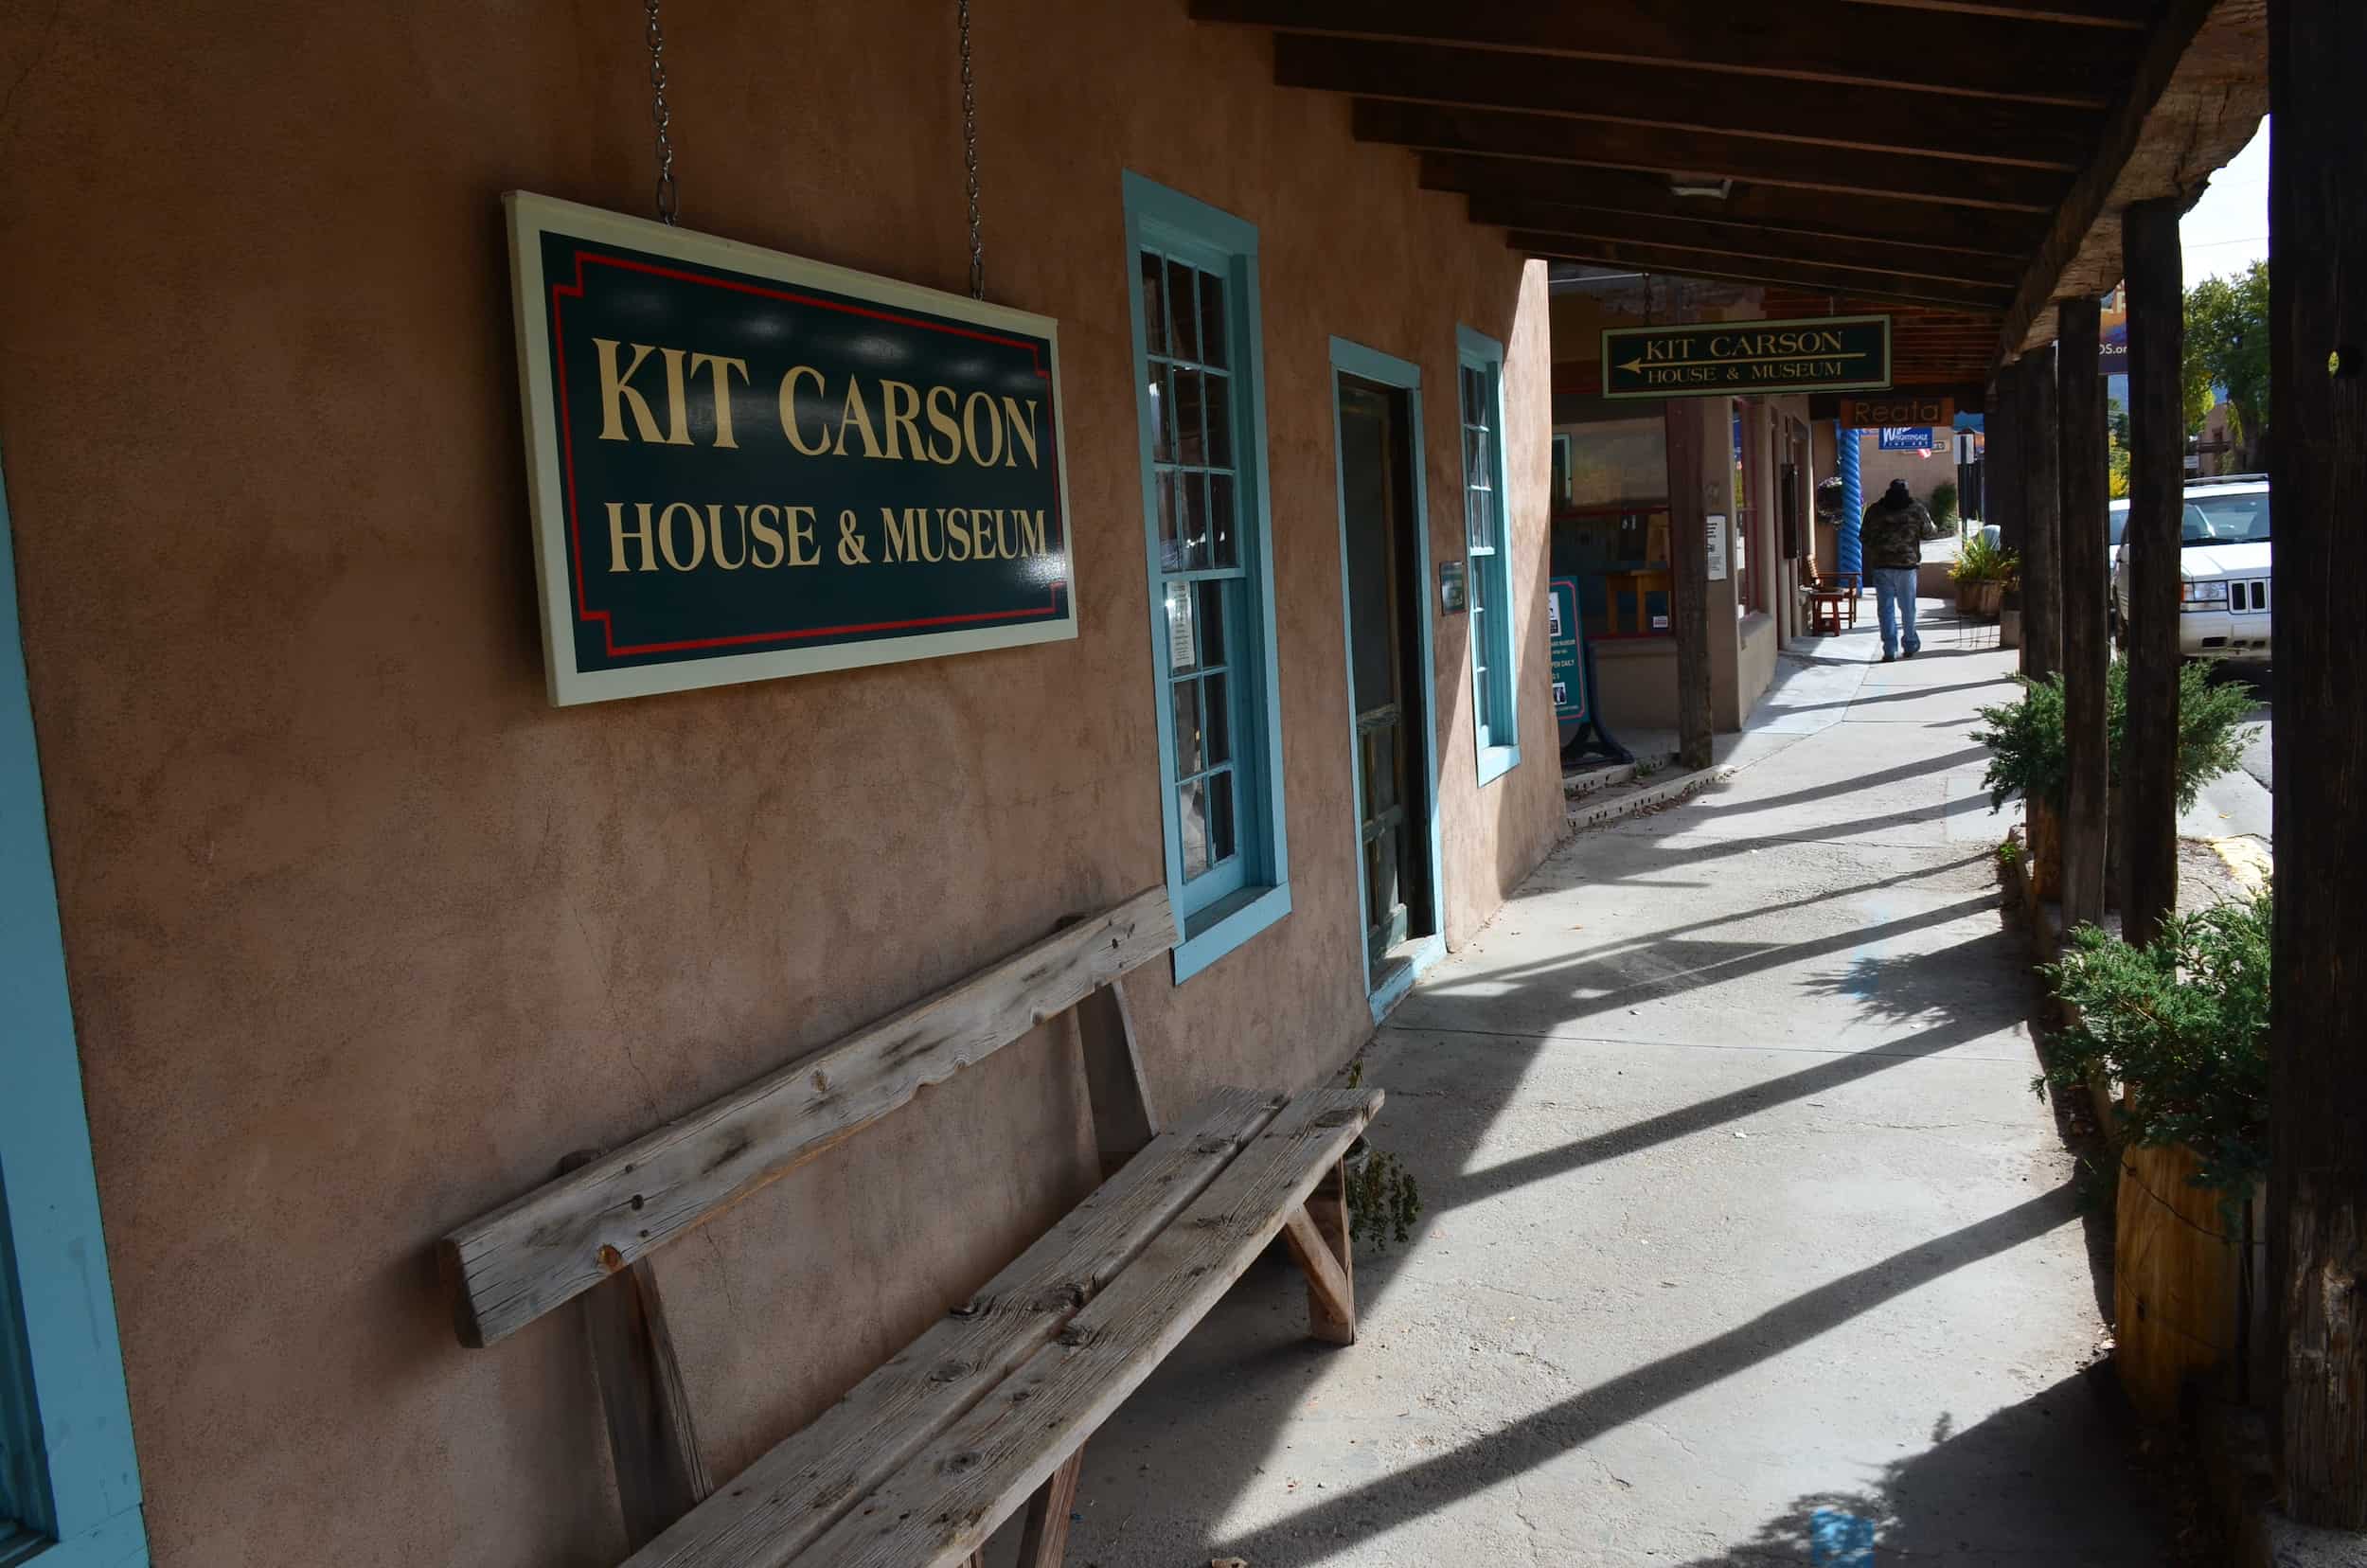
(1602, 315, 1893, 400)
(507, 192, 1077, 705)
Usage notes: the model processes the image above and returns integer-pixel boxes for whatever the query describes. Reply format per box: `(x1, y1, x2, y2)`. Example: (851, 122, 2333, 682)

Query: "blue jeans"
(1871, 566, 1920, 656)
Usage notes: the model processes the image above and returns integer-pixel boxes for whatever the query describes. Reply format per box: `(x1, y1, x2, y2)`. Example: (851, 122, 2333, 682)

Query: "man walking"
(1861, 478, 1931, 661)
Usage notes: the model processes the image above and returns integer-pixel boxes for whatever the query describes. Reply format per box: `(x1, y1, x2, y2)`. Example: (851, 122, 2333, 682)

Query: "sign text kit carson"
(1601, 315, 1893, 400)
(507, 192, 1077, 705)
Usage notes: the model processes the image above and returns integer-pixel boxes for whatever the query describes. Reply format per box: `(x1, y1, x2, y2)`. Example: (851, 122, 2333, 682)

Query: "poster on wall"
(1548, 578, 1587, 723)
(1706, 514, 1730, 582)
(1878, 427, 1941, 451)
(505, 192, 1077, 705)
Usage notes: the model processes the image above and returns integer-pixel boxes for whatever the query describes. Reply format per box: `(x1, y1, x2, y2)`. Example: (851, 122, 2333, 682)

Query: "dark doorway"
(1335, 372, 1438, 995)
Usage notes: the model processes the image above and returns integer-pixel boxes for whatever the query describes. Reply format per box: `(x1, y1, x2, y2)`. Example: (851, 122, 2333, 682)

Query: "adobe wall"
(0, 4, 1560, 1561)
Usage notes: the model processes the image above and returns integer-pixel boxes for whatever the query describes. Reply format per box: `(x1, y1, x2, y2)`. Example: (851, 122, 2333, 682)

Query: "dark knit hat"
(1884, 478, 1913, 505)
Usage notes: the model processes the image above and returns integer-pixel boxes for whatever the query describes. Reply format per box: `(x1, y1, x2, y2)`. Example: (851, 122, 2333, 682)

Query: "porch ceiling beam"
(1472, 198, 2025, 287)
(1418, 155, 2042, 259)
(1511, 233, 2015, 311)
(1995, 0, 2266, 364)
(1356, 102, 2072, 213)
(1277, 37, 2095, 169)
(1191, 0, 2124, 106)
(1843, 0, 2155, 23)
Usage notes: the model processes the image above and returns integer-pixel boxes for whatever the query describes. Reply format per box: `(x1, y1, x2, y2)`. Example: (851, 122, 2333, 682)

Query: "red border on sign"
(549, 248, 1068, 659)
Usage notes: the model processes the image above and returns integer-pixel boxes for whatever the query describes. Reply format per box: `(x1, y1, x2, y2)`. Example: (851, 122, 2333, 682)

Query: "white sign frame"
(506, 191, 1079, 705)
(1706, 513, 1730, 582)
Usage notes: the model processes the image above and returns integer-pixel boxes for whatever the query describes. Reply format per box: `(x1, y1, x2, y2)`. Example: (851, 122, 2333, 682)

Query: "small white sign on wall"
(1706, 513, 1730, 582)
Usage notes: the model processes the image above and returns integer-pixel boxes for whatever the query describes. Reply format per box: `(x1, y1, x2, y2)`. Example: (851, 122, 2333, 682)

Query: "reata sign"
(506, 192, 1077, 705)
(1601, 314, 1892, 400)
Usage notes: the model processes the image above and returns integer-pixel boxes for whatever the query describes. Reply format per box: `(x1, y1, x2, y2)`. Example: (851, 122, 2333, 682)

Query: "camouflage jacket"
(1860, 498, 1931, 570)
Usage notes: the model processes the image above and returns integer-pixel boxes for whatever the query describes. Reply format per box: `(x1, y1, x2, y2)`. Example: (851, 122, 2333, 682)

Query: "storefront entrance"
(1329, 343, 1443, 1013)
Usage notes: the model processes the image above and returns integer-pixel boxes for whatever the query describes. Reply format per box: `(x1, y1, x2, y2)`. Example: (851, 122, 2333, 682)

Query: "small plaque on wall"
(1438, 560, 1468, 615)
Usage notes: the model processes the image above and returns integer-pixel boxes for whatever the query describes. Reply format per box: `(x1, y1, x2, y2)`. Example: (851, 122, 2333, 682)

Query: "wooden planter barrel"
(2114, 1142, 2269, 1425)
(2026, 797, 2063, 903)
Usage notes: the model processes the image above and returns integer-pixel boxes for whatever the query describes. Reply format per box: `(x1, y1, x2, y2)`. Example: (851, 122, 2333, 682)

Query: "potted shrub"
(2039, 890, 2269, 1422)
(1949, 531, 2013, 615)
(1972, 661, 2256, 902)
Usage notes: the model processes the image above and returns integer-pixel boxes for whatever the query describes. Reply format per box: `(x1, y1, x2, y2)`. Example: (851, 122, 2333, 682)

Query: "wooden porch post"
(2119, 200, 2183, 947)
(2056, 297, 2109, 928)
(2019, 346, 2062, 681)
(2269, 0, 2367, 1527)
(1984, 373, 2020, 561)
(1664, 399, 1714, 772)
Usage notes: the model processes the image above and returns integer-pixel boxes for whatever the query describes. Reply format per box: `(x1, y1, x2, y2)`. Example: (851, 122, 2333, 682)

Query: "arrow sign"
(1602, 314, 1893, 400)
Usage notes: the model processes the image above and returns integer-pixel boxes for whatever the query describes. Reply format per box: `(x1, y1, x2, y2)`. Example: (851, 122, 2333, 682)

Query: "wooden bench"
(437, 887, 1381, 1567)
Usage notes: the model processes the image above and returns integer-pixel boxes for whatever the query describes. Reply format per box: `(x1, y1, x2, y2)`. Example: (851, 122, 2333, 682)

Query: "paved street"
(2184, 663, 2273, 846)
(1055, 602, 2168, 1566)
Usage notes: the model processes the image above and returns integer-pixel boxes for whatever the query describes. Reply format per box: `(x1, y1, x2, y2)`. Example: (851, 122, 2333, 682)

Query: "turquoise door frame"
(0, 451, 151, 1566)
(1326, 338, 1446, 1021)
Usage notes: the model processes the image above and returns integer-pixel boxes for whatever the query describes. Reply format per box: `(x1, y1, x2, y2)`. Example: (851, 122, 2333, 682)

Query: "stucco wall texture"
(0, 4, 1561, 1563)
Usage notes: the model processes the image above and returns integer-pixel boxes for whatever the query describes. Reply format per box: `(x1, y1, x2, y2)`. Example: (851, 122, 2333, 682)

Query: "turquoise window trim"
(1123, 172, 1290, 984)
(1325, 336, 1447, 1015)
(1456, 325, 1522, 788)
(1368, 934, 1444, 1024)
(0, 452, 150, 1566)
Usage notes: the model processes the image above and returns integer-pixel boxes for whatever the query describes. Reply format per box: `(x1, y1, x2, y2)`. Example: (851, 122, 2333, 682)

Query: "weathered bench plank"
(624, 1087, 1286, 1568)
(440, 888, 1177, 1347)
(795, 1086, 1384, 1568)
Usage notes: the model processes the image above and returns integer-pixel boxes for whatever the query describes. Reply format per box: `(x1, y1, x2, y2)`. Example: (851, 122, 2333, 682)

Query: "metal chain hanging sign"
(958, 0, 983, 298)
(645, 0, 679, 224)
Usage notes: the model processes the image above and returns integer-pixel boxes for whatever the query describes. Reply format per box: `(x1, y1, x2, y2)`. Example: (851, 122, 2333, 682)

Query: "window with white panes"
(1144, 244, 1244, 893)
(1458, 330, 1521, 783)
(1125, 175, 1290, 981)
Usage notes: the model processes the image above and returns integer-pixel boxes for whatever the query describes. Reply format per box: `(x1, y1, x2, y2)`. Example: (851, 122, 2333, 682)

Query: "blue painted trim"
(1367, 934, 1444, 1024)
(1455, 326, 1522, 787)
(0, 452, 150, 1563)
(1326, 337, 1447, 1007)
(1122, 173, 1290, 984)
(1171, 883, 1293, 986)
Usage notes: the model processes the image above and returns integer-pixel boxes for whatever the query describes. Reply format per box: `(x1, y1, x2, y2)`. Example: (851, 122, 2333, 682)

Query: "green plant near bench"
(2038, 888, 2270, 1206)
(1344, 1050, 1422, 1250)
(1972, 659, 2255, 812)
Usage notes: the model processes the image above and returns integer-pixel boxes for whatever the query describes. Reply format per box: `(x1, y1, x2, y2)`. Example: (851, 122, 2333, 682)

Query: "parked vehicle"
(2111, 475, 2271, 661)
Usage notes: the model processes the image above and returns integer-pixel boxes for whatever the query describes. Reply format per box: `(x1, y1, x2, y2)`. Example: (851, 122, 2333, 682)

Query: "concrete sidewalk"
(1053, 600, 2166, 1567)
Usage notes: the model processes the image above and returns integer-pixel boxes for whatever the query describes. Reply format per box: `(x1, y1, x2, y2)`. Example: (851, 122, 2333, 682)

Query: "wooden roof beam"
(1357, 102, 2072, 212)
(1995, 0, 2266, 364)
(1474, 198, 2024, 287)
(1513, 233, 2016, 311)
(1280, 38, 2094, 168)
(1419, 156, 2044, 258)
(1843, 0, 2154, 23)
(1189, 0, 2124, 106)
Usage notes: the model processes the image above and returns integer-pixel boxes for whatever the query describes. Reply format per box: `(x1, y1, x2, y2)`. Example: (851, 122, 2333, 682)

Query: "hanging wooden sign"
(506, 192, 1077, 705)
(1601, 315, 1892, 400)
(1840, 393, 1955, 429)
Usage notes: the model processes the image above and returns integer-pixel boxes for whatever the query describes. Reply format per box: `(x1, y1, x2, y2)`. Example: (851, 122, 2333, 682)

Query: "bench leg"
(1014, 1447, 1085, 1567)
(1282, 1160, 1357, 1345)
